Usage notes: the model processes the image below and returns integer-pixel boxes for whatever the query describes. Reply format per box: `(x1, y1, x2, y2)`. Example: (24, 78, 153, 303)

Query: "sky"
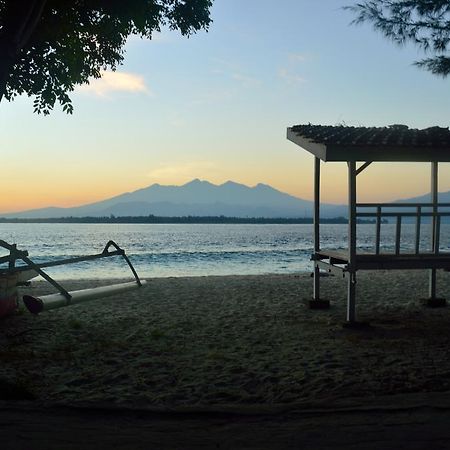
(1, 0, 450, 213)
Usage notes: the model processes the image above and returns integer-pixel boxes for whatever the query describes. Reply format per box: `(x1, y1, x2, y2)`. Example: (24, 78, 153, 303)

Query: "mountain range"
(1, 179, 448, 219)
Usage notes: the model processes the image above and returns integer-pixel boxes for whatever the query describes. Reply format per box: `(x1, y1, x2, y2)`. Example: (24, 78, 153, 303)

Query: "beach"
(3, 271, 450, 407)
(3, 271, 450, 447)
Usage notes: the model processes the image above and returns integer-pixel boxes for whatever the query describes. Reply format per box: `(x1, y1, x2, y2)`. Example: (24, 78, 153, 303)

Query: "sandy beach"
(3, 270, 450, 447)
(2, 270, 450, 407)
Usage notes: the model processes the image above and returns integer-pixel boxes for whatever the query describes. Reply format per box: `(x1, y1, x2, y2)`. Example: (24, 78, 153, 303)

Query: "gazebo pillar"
(347, 161, 357, 323)
(313, 157, 321, 300)
(427, 162, 446, 306)
(310, 157, 330, 309)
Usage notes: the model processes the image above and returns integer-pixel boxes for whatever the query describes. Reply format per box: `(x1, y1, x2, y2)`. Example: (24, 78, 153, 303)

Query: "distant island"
(2, 179, 447, 221)
(0, 179, 348, 219)
(0, 215, 383, 224)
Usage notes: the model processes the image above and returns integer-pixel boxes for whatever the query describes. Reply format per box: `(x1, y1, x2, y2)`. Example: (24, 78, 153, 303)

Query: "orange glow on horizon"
(0, 179, 147, 214)
(2, 159, 450, 214)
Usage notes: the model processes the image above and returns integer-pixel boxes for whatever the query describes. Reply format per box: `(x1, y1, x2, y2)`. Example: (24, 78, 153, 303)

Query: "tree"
(0, 0, 212, 114)
(346, 1, 450, 77)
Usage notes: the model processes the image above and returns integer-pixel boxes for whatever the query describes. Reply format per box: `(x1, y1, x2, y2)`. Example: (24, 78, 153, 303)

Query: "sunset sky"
(1, 0, 450, 213)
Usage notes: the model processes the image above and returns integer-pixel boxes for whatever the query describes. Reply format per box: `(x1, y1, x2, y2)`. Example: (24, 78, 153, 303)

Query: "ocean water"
(0, 222, 448, 279)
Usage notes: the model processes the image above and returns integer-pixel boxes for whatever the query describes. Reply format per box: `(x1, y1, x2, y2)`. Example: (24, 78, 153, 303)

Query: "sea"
(0, 222, 448, 279)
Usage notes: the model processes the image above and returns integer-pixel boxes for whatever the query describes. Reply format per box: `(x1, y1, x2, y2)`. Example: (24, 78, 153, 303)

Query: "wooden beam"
(286, 128, 328, 161)
(326, 145, 450, 162)
(356, 161, 372, 176)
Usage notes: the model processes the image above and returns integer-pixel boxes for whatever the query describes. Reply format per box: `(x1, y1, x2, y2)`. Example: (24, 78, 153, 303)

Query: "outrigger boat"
(0, 239, 146, 316)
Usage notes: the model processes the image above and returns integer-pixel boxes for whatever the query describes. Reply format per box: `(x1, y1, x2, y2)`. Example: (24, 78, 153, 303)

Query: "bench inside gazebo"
(287, 124, 450, 324)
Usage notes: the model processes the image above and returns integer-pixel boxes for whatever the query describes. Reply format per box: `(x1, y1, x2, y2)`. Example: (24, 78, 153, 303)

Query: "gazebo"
(287, 124, 450, 324)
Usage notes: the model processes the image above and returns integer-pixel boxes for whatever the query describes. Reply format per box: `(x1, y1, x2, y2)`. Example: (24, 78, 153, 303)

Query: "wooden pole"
(313, 157, 321, 300)
(415, 206, 421, 255)
(375, 206, 381, 255)
(395, 215, 402, 255)
(347, 161, 357, 323)
(429, 162, 438, 299)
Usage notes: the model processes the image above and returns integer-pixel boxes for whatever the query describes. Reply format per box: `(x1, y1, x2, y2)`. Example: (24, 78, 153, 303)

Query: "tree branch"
(17, 0, 48, 50)
(0, 0, 47, 102)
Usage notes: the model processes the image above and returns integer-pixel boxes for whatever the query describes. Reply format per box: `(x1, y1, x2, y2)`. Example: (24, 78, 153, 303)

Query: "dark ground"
(3, 391, 450, 449)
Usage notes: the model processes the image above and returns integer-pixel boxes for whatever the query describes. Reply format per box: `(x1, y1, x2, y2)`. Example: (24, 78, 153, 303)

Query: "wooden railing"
(356, 203, 450, 256)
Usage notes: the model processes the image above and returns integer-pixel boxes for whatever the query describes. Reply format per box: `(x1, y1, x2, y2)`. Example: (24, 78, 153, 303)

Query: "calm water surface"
(0, 223, 448, 279)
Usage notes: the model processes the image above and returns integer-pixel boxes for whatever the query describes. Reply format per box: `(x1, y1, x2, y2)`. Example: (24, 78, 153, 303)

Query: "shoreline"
(24, 272, 309, 283)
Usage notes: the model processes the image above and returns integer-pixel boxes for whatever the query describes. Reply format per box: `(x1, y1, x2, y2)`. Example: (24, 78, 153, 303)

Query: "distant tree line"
(0, 215, 382, 224)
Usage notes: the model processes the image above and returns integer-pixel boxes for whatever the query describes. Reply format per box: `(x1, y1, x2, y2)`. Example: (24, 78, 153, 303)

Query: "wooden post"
(309, 157, 329, 310)
(415, 206, 421, 255)
(313, 157, 320, 301)
(395, 215, 402, 255)
(429, 162, 438, 300)
(8, 244, 17, 270)
(375, 206, 381, 255)
(347, 161, 357, 323)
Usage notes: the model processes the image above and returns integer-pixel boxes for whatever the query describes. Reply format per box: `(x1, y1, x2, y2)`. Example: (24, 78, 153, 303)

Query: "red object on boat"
(0, 274, 18, 318)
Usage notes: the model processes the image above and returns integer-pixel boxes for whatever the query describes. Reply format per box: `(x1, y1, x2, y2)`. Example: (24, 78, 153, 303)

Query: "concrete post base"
(342, 320, 371, 330)
(309, 299, 330, 309)
(422, 297, 447, 308)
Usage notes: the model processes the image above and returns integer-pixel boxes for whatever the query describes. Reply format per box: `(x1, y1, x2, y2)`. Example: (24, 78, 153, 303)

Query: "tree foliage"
(346, 1, 450, 77)
(0, 0, 212, 114)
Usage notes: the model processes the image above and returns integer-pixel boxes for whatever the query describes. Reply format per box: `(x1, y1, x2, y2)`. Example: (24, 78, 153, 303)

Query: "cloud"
(278, 52, 309, 85)
(147, 161, 219, 183)
(151, 31, 172, 43)
(288, 53, 307, 63)
(211, 57, 239, 72)
(278, 68, 306, 85)
(191, 88, 233, 105)
(169, 113, 187, 128)
(78, 70, 150, 97)
(231, 73, 261, 87)
(211, 58, 261, 88)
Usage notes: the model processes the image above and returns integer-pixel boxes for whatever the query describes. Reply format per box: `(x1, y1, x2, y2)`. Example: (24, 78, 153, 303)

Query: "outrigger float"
(0, 239, 146, 316)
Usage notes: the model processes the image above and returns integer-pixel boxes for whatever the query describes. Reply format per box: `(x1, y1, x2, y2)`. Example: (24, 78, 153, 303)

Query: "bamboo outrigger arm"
(0, 239, 145, 314)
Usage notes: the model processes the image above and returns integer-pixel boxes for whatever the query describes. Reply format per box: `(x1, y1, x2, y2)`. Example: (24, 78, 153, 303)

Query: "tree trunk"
(0, 36, 17, 103)
(0, 0, 48, 103)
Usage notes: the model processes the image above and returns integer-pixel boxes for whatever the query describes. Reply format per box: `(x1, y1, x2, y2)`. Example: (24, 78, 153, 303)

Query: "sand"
(2, 270, 450, 411)
(4, 271, 450, 448)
